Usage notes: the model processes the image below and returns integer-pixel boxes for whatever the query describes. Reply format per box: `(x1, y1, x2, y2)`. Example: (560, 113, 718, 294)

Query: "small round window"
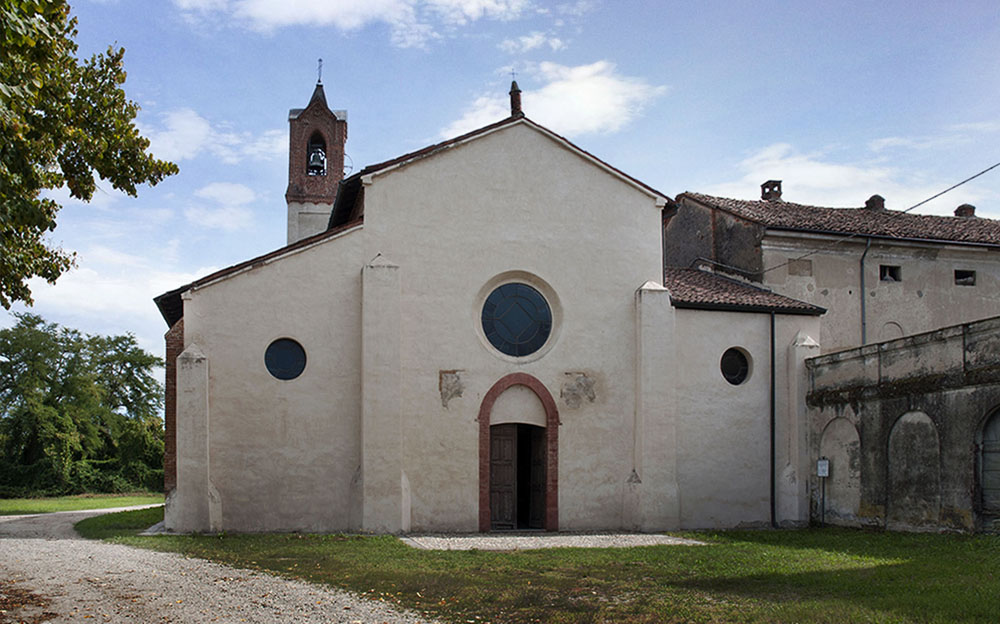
(720, 348, 750, 385)
(481, 283, 552, 357)
(265, 338, 306, 380)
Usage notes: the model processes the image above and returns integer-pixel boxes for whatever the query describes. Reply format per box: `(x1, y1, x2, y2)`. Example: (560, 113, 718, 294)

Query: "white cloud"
(185, 182, 257, 230)
(702, 143, 988, 216)
(425, 0, 529, 24)
(143, 108, 212, 162)
(42, 182, 127, 210)
(869, 119, 1000, 153)
(555, 0, 594, 17)
(173, 0, 532, 47)
(947, 121, 1000, 134)
(441, 60, 666, 138)
(194, 182, 257, 206)
(499, 31, 565, 53)
(143, 108, 285, 164)
(12, 248, 218, 355)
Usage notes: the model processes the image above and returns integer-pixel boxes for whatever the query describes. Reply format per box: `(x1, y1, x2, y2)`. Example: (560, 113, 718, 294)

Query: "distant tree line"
(0, 314, 164, 496)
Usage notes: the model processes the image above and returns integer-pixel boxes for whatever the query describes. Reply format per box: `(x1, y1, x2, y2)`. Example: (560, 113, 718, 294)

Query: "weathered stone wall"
(762, 232, 1000, 354)
(806, 316, 1000, 531)
(664, 199, 765, 280)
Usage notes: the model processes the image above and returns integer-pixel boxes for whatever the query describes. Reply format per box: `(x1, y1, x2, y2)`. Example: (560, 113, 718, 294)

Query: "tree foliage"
(0, 313, 164, 496)
(0, 0, 178, 308)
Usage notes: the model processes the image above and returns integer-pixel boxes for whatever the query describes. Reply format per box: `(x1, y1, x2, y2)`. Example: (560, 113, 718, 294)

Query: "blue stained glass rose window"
(482, 283, 552, 357)
(265, 338, 307, 380)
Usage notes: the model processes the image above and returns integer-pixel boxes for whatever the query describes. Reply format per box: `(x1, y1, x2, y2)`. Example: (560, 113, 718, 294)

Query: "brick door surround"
(478, 373, 559, 531)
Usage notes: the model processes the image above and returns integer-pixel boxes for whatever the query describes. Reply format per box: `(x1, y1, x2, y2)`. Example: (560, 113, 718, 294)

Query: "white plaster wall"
(491, 385, 546, 427)
(763, 235, 1000, 353)
(360, 122, 664, 531)
(177, 119, 825, 534)
(670, 309, 818, 529)
(287, 201, 334, 244)
(181, 228, 364, 532)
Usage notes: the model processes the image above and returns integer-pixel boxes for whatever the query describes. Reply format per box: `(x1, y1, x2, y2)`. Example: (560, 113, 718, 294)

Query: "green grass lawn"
(0, 493, 163, 515)
(77, 507, 1000, 624)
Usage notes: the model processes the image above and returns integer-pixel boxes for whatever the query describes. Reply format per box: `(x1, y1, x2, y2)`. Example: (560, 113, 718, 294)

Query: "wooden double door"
(490, 423, 546, 530)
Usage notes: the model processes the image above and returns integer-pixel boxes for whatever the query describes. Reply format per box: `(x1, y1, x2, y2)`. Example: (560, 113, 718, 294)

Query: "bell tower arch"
(285, 80, 347, 244)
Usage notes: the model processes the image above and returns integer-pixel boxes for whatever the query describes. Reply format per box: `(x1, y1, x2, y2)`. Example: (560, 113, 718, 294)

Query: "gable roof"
(663, 267, 825, 316)
(678, 192, 1000, 247)
(157, 113, 671, 327)
(330, 114, 669, 227)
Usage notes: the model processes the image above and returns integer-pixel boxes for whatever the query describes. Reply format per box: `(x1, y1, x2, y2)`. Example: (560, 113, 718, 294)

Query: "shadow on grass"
(673, 528, 1000, 623)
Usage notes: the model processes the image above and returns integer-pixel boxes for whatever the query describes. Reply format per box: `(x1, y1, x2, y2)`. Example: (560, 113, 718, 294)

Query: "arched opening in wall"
(818, 417, 861, 524)
(887, 411, 941, 530)
(980, 410, 1000, 524)
(307, 132, 327, 176)
(479, 373, 558, 532)
(879, 321, 904, 342)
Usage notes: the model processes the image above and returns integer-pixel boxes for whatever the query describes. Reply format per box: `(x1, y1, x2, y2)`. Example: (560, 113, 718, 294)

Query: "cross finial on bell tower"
(286, 76, 347, 244)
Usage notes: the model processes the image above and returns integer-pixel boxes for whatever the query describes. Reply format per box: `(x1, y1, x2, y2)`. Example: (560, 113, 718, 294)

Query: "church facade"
(156, 83, 826, 533)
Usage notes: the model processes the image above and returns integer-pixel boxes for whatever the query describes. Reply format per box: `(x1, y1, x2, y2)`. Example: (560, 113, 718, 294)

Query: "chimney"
(509, 80, 523, 117)
(761, 180, 782, 201)
(865, 194, 885, 211)
(955, 204, 976, 217)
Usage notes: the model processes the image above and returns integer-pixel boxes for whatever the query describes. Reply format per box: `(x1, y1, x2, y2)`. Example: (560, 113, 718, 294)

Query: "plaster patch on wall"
(439, 370, 464, 408)
(561, 373, 596, 409)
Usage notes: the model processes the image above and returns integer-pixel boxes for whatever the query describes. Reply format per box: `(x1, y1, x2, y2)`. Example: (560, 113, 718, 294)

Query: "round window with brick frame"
(481, 283, 553, 357)
(265, 338, 307, 380)
(720, 347, 750, 385)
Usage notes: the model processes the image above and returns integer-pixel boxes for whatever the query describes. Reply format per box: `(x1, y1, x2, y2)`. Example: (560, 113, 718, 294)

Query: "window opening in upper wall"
(955, 269, 976, 286)
(307, 132, 327, 176)
(720, 347, 751, 385)
(481, 283, 552, 357)
(265, 338, 307, 380)
(879, 265, 901, 282)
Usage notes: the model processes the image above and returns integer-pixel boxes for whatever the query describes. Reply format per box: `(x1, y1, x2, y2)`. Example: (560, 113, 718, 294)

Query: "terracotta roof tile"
(663, 267, 825, 315)
(679, 192, 1000, 246)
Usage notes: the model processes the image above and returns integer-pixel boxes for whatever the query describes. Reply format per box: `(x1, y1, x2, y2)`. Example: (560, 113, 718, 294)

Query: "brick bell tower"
(285, 74, 347, 244)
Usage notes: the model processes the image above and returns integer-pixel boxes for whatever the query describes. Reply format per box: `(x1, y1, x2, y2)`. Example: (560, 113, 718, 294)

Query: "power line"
(758, 159, 1000, 276)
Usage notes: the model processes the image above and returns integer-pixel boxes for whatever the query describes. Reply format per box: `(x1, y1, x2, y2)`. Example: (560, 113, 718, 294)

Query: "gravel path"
(402, 532, 704, 550)
(0, 508, 437, 623)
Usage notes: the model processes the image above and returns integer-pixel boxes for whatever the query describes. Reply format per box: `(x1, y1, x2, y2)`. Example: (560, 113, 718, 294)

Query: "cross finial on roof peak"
(509, 78, 522, 117)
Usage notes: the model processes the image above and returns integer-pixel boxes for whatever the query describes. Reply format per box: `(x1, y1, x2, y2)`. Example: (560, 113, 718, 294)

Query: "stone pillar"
(165, 342, 220, 532)
(777, 330, 820, 526)
(163, 318, 183, 495)
(361, 254, 407, 532)
(632, 281, 680, 530)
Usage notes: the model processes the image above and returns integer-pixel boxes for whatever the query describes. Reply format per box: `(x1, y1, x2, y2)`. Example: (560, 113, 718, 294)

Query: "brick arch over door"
(479, 373, 559, 532)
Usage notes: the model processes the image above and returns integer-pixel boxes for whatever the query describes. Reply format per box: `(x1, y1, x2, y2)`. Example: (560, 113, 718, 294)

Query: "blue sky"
(5, 0, 1000, 361)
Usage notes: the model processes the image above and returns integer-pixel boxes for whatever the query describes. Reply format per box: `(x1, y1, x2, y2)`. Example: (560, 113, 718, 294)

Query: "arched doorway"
(982, 410, 1000, 519)
(479, 373, 559, 532)
(818, 416, 861, 524)
(887, 411, 940, 530)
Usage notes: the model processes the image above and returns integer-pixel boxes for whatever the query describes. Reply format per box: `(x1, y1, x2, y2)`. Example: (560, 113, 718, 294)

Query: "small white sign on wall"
(817, 458, 830, 478)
